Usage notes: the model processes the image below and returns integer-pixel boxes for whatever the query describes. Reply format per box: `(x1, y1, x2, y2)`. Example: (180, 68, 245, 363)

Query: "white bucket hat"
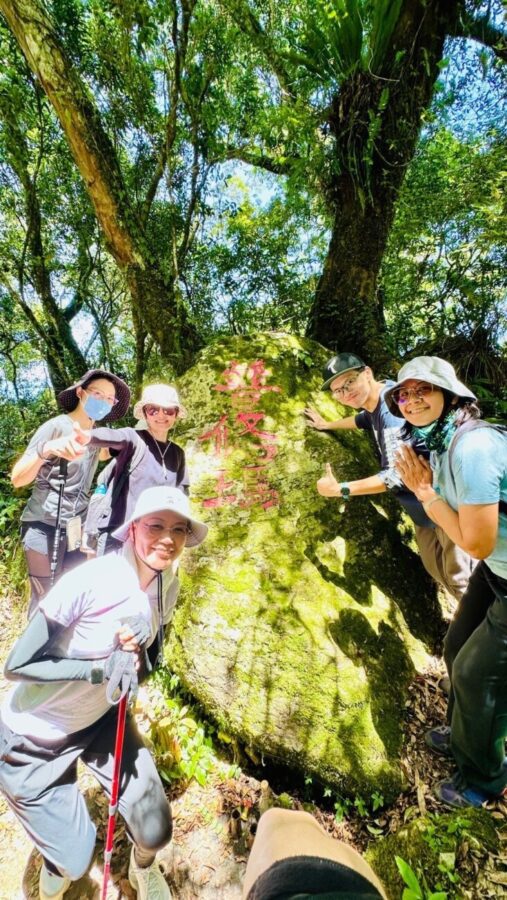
(384, 356, 476, 415)
(112, 486, 208, 547)
(133, 384, 187, 422)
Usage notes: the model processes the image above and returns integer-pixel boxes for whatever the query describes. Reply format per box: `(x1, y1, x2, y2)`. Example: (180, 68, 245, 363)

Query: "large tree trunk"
(0, 0, 201, 370)
(306, 0, 458, 368)
(306, 181, 391, 369)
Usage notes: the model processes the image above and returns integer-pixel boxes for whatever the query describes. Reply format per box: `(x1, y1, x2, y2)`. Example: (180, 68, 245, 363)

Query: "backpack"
(85, 442, 144, 533)
(448, 419, 507, 516)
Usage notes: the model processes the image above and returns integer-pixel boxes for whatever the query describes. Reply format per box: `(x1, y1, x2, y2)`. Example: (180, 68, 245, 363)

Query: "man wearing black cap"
(304, 353, 474, 602)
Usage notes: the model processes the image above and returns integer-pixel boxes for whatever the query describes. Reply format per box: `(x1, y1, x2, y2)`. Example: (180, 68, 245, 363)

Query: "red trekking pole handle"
(101, 694, 128, 900)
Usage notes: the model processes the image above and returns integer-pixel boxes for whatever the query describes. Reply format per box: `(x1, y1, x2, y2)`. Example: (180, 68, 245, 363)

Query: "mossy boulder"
(169, 333, 446, 798)
(366, 808, 499, 898)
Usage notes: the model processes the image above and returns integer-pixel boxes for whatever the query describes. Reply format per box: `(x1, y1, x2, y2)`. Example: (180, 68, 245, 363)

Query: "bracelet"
(423, 495, 444, 514)
(36, 441, 53, 462)
(340, 483, 351, 501)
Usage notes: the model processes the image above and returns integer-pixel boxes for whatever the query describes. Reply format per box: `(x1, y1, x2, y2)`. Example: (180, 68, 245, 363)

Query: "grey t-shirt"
(21, 414, 101, 526)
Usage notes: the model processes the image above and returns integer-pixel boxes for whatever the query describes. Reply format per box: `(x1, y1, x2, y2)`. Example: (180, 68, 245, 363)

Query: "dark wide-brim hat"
(321, 352, 367, 391)
(57, 369, 131, 423)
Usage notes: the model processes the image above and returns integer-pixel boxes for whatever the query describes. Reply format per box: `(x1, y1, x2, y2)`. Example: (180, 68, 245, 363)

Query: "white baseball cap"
(112, 486, 208, 547)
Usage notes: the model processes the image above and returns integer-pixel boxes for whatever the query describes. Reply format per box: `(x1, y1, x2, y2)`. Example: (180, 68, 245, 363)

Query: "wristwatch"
(339, 483, 351, 501)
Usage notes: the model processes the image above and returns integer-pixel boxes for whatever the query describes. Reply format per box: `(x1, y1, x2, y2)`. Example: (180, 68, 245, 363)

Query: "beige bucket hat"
(133, 384, 187, 423)
(112, 485, 208, 547)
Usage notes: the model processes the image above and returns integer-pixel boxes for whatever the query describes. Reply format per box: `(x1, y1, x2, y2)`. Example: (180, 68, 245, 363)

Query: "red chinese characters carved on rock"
(199, 361, 281, 510)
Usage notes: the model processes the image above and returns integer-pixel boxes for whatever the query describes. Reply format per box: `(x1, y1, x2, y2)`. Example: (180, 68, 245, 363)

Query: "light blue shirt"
(432, 428, 507, 579)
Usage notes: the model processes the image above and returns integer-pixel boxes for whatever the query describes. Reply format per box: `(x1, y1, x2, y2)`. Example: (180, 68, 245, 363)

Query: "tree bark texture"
(0, 0, 200, 370)
(306, 0, 459, 368)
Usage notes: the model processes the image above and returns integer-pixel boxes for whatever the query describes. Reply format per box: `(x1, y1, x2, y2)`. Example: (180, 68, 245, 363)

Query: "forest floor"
(0, 593, 505, 900)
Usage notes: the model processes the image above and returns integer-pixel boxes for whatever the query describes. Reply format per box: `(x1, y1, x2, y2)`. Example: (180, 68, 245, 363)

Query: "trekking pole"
(50, 459, 68, 587)
(101, 694, 128, 900)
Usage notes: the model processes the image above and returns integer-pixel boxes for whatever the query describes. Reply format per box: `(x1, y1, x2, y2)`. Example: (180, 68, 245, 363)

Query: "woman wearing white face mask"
(78, 384, 190, 556)
(11, 369, 130, 615)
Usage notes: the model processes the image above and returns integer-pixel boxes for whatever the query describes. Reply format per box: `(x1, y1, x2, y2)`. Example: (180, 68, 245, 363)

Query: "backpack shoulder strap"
(448, 419, 506, 463)
(110, 438, 146, 506)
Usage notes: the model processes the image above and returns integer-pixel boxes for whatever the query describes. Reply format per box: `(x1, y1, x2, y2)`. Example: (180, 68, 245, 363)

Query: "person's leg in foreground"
(242, 808, 386, 899)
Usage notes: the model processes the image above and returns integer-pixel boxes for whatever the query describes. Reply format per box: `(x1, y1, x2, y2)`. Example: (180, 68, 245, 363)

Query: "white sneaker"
(39, 864, 71, 900)
(128, 847, 172, 899)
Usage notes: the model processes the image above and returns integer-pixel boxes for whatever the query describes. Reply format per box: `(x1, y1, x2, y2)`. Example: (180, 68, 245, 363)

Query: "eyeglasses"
(144, 405, 179, 417)
(138, 522, 190, 539)
(331, 371, 363, 398)
(84, 387, 118, 406)
(392, 384, 434, 405)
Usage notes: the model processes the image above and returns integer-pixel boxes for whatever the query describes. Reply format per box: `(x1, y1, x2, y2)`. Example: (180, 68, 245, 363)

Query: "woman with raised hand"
(385, 356, 507, 809)
(80, 384, 189, 556)
(11, 369, 130, 614)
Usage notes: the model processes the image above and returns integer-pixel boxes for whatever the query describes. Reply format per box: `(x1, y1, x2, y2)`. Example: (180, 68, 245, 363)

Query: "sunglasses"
(392, 384, 434, 405)
(144, 405, 179, 417)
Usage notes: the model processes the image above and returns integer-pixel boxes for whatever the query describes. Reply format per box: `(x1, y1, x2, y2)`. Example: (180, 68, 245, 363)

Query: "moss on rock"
(168, 333, 447, 798)
(366, 808, 499, 899)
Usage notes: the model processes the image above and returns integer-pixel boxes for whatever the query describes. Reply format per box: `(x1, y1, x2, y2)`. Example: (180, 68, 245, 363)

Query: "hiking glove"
(104, 648, 138, 705)
(120, 614, 152, 648)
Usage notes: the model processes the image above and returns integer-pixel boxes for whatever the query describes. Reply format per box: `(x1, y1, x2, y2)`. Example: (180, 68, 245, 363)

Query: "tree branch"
(449, 8, 507, 62)
(141, 2, 189, 223)
(0, 0, 142, 267)
(215, 145, 296, 175)
(224, 0, 296, 100)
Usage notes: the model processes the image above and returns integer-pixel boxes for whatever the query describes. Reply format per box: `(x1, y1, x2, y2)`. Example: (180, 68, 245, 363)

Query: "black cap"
(321, 353, 366, 391)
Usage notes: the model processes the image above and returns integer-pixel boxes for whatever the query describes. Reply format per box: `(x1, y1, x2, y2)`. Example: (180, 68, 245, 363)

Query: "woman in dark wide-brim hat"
(386, 355, 507, 809)
(11, 369, 130, 615)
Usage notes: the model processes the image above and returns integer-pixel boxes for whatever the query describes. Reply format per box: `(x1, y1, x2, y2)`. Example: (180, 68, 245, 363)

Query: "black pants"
(247, 856, 382, 899)
(444, 562, 507, 794)
(443, 562, 495, 721)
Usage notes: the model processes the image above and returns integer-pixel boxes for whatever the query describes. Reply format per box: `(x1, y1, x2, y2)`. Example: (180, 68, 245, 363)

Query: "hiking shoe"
(128, 847, 172, 899)
(425, 725, 452, 757)
(39, 864, 71, 900)
(434, 772, 505, 810)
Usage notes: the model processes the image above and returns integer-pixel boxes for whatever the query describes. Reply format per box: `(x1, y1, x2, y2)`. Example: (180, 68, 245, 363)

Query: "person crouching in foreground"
(0, 486, 208, 900)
